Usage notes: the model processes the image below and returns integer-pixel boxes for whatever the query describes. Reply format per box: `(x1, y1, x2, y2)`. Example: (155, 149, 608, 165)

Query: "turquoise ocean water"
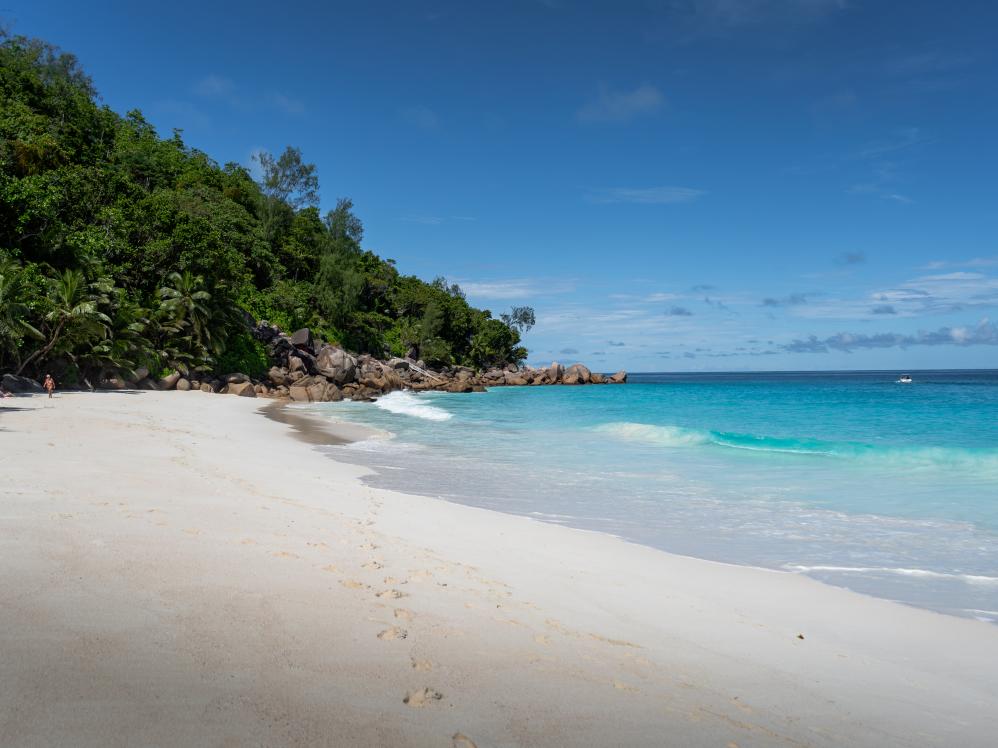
(298, 370, 998, 621)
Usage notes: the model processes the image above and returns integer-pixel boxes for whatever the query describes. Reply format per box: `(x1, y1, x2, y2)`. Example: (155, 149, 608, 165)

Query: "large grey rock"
(268, 366, 289, 386)
(136, 377, 160, 390)
(546, 362, 564, 383)
(609, 370, 627, 384)
(503, 371, 529, 386)
(159, 371, 182, 390)
(386, 357, 410, 371)
(2, 374, 43, 393)
(176, 378, 192, 391)
(267, 334, 297, 363)
(226, 381, 256, 397)
(288, 385, 310, 403)
(133, 366, 150, 382)
(349, 386, 379, 402)
(292, 349, 319, 375)
(316, 345, 357, 385)
(252, 321, 279, 343)
(290, 327, 314, 353)
(562, 363, 592, 385)
(225, 372, 249, 384)
(199, 383, 213, 393)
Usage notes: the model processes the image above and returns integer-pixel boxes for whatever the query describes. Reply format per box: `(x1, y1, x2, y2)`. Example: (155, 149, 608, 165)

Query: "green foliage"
(0, 31, 533, 383)
(214, 331, 269, 378)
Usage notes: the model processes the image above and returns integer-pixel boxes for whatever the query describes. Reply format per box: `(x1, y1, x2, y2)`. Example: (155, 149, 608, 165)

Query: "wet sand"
(261, 400, 383, 446)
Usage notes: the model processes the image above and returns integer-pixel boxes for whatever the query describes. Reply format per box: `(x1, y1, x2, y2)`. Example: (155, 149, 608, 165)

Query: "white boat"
(897, 374, 913, 384)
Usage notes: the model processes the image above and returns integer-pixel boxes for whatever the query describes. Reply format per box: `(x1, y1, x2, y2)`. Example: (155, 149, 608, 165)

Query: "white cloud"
(856, 127, 929, 159)
(919, 257, 998, 271)
(400, 214, 444, 225)
(790, 270, 998, 320)
(577, 84, 664, 123)
(460, 278, 575, 300)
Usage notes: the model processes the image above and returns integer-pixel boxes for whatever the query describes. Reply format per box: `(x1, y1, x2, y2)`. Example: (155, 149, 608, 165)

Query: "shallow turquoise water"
(301, 370, 998, 621)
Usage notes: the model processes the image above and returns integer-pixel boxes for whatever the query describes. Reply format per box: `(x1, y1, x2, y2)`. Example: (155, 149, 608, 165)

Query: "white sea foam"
(784, 564, 998, 586)
(594, 422, 710, 447)
(594, 422, 998, 475)
(374, 391, 453, 421)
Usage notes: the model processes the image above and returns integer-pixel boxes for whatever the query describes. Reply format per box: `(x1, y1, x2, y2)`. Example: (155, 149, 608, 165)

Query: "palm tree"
(158, 270, 212, 347)
(0, 258, 41, 369)
(75, 292, 154, 385)
(16, 269, 110, 376)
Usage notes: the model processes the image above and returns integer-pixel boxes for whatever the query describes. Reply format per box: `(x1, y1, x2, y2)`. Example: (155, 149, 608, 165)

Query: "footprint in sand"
(452, 733, 478, 748)
(533, 634, 551, 646)
(411, 657, 433, 671)
(272, 551, 299, 559)
(377, 626, 408, 641)
(321, 564, 339, 573)
(612, 679, 638, 693)
(341, 580, 368, 590)
(394, 608, 414, 621)
(376, 589, 407, 600)
(362, 561, 384, 570)
(403, 687, 442, 707)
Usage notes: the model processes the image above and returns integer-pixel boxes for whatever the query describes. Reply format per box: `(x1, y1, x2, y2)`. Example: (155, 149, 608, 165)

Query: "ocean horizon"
(298, 368, 998, 622)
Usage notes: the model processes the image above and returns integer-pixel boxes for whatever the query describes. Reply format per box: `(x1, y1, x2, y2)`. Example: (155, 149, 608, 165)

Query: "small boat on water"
(897, 374, 913, 384)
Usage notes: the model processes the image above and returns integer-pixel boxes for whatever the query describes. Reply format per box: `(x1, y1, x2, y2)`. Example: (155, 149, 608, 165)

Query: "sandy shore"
(1, 392, 996, 747)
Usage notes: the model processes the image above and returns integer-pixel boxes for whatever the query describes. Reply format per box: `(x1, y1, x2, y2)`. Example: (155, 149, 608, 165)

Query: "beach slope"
(1, 392, 996, 747)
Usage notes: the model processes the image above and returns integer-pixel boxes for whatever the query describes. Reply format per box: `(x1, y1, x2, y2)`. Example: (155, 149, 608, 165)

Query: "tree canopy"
(0, 32, 532, 385)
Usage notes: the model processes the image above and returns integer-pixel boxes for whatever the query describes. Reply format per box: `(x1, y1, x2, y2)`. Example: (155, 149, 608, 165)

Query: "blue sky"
(8, 0, 998, 371)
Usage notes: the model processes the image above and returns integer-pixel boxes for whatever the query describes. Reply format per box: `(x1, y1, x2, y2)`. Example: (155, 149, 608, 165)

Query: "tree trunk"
(15, 320, 64, 377)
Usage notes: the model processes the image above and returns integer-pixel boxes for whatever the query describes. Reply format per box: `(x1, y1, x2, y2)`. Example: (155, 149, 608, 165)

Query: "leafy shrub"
(214, 330, 268, 377)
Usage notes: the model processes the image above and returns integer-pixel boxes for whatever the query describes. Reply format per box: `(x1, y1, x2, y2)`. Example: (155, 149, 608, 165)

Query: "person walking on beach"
(43, 374, 55, 398)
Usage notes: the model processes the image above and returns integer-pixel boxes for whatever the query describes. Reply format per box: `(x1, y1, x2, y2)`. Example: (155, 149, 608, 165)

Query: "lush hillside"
(0, 33, 533, 387)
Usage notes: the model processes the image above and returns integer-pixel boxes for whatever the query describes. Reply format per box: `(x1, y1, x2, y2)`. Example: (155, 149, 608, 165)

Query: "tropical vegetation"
(0, 32, 533, 387)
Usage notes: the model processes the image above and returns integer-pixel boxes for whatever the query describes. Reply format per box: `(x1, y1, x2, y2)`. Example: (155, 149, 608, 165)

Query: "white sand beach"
(1, 391, 996, 747)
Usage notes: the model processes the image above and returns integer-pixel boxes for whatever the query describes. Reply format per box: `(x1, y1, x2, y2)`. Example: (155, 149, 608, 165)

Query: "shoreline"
(2, 391, 997, 746)
(261, 400, 386, 446)
(296, 388, 998, 625)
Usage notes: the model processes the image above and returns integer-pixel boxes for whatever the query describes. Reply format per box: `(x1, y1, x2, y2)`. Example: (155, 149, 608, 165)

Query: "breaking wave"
(374, 391, 453, 421)
(783, 565, 998, 586)
(594, 421, 998, 474)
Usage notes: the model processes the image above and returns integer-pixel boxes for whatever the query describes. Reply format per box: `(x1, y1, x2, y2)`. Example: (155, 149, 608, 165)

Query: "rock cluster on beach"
(190, 323, 625, 402)
(5, 322, 626, 402)
(226, 322, 626, 402)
